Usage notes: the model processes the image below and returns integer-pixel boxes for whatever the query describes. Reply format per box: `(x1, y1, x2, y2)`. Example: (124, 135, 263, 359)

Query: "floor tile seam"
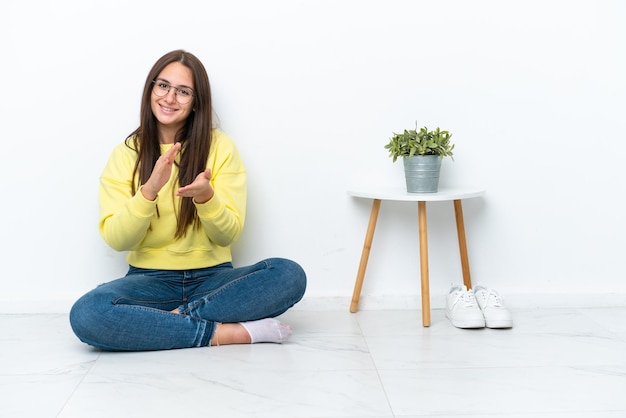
(389, 410, 626, 417)
(532, 331, 626, 340)
(353, 314, 397, 416)
(373, 364, 592, 372)
(566, 364, 626, 374)
(0, 371, 94, 377)
(292, 332, 365, 337)
(77, 367, 386, 377)
(369, 357, 395, 417)
(578, 309, 626, 336)
(367, 361, 626, 370)
(361, 330, 626, 338)
(55, 351, 102, 416)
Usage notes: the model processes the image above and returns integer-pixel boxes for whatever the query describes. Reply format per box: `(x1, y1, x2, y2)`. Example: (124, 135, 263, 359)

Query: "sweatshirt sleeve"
(194, 131, 247, 247)
(99, 143, 157, 251)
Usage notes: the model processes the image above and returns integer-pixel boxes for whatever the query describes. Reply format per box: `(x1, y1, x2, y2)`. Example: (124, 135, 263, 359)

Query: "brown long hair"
(126, 50, 213, 238)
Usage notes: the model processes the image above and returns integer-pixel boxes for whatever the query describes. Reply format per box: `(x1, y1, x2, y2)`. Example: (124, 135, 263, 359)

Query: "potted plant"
(384, 123, 454, 193)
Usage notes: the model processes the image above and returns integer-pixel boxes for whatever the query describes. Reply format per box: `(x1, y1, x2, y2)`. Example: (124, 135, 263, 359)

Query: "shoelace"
(459, 289, 477, 307)
(479, 289, 503, 307)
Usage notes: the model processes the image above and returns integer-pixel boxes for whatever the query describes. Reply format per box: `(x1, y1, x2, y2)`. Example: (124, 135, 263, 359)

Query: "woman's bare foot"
(169, 309, 291, 346)
(211, 323, 251, 346)
(212, 319, 293, 345)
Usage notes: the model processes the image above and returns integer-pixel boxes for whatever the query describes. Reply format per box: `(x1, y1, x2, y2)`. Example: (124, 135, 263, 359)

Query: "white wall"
(1, 0, 624, 313)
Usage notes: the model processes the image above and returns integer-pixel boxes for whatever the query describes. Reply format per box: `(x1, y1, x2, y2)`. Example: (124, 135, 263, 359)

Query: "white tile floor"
(2, 306, 626, 418)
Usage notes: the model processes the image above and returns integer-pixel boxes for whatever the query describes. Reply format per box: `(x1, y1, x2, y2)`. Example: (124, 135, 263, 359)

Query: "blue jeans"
(69, 258, 306, 351)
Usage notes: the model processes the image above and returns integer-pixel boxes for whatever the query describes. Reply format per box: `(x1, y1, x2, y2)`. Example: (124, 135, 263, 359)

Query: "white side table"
(347, 186, 485, 326)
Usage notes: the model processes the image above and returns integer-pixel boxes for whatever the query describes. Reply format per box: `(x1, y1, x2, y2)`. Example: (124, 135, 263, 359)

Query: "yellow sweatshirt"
(99, 130, 246, 270)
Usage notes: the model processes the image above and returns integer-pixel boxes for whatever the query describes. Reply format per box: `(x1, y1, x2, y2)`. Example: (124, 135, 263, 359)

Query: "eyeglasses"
(151, 79, 195, 104)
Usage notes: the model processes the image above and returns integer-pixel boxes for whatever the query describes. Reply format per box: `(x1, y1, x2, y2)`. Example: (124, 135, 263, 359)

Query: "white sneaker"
(473, 284, 513, 328)
(445, 284, 485, 329)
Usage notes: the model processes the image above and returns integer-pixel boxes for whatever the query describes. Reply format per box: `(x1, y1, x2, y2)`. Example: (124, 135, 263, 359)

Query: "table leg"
(350, 199, 381, 313)
(418, 201, 430, 327)
(454, 199, 473, 290)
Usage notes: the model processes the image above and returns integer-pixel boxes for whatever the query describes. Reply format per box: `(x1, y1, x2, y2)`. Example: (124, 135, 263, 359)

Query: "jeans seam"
(183, 261, 269, 315)
(112, 297, 181, 305)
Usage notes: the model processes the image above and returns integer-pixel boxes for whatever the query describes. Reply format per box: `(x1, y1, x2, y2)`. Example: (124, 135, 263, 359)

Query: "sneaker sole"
(485, 320, 513, 329)
(446, 313, 485, 329)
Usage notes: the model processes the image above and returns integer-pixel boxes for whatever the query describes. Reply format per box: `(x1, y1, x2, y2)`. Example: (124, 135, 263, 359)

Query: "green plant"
(384, 123, 455, 162)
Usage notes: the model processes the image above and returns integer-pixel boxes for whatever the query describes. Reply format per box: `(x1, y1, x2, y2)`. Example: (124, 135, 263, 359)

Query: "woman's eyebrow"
(155, 78, 194, 89)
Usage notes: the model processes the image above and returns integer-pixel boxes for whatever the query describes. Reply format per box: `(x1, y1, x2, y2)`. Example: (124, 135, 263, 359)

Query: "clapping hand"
(141, 142, 182, 201)
(177, 167, 214, 204)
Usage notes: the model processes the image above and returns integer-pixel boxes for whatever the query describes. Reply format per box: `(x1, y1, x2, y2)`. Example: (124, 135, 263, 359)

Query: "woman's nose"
(164, 88, 177, 103)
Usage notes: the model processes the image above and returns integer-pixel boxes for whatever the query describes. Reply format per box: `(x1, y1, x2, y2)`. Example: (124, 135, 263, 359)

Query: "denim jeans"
(69, 258, 306, 351)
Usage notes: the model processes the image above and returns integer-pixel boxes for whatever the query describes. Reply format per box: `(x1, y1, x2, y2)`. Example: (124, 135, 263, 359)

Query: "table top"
(347, 186, 485, 202)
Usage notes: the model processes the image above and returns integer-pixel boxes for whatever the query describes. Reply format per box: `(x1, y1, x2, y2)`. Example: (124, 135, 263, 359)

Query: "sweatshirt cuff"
(131, 186, 159, 218)
(194, 194, 223, 219)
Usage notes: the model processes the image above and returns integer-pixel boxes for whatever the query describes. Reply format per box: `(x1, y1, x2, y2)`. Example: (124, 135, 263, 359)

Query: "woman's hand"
(176, 167, 214, 204)
(141, 142, 182, 201)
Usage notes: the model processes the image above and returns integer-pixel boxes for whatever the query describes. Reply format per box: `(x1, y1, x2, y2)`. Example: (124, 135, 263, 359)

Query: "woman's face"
(151, 62, 195, 140)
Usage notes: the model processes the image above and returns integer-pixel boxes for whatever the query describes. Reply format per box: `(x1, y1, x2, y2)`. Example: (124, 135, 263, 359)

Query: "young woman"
(69, 50, 306, 351)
